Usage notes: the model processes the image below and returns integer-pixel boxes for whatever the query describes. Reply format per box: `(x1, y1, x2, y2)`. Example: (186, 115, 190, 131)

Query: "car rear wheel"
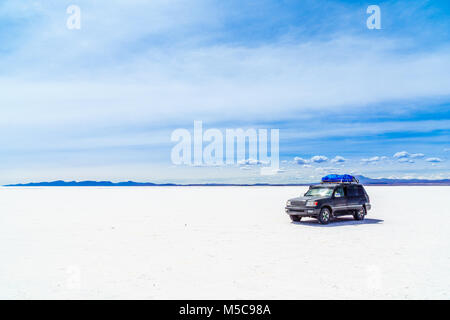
(318, 208, 331, 224)
(290, 215, 302, 222)
(354, 206, 366, 220)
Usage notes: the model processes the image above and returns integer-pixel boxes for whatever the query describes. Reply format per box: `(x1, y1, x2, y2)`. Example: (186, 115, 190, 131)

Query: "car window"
(305, 187, 334, 197)
(346, 186, 359, 197)
(334, 186, 344, 197)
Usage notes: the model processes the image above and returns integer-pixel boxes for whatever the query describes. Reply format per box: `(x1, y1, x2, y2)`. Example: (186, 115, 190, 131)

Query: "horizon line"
(4, 176, 450, 187)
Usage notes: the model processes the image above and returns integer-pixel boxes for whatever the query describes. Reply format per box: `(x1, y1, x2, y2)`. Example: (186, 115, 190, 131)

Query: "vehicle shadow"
(292, 217, 384, 227)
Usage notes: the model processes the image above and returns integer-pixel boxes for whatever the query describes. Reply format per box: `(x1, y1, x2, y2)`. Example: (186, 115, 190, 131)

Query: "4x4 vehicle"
(285, 174, 371, 224)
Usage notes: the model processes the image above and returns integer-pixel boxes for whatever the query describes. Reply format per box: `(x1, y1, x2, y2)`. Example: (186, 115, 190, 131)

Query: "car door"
(332, 186, 347, 215)
(345, 185, 361, 210)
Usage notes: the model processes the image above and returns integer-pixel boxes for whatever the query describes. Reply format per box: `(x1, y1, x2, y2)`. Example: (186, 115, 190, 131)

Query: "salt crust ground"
(1, 186, 449, 299)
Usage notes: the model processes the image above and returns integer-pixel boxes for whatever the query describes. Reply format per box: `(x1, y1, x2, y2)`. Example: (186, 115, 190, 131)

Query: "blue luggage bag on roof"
(321, 174, 358, 183)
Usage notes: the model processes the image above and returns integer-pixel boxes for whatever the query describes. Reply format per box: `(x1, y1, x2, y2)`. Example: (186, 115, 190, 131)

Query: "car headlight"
(286, 200, 291, 206)
(306, 200, 318, 207)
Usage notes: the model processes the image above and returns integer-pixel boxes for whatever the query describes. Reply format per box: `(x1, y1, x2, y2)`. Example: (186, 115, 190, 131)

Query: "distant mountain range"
(355, 175, 450, 185)
(5, 180, 175, 187)
(4, 175, 450, 186)
(4, 180, 307, 187)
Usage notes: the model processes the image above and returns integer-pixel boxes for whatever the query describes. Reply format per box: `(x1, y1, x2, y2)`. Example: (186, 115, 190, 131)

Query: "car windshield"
(305, 187, 334, 197)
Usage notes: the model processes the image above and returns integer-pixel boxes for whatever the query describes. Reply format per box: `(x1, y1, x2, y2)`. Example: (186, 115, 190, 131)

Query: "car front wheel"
(354, 206, 366, 220)
(290, 215, 302, 222)
(318, 208, 331, 224)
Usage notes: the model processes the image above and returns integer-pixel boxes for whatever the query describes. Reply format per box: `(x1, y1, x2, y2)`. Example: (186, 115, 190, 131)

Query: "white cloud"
(361, 156, 387, 164)
(279, 120, 450, 142)
(293, 157, 309, 165)
(237, 159, 269, 166)
(393, 151, 410, 159)
(393, 151, 425, 160)
(410, 153, 425, 158)
(3, 19, 450, 131)
(310, 155, 328, 163)
(426, 157, 443, 163)
(398, 158, 414, 163)
(331, 156, 346, 163)
(295, 155, 338, 165)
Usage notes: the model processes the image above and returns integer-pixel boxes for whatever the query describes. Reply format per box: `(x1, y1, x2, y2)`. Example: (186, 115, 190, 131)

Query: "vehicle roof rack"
(321, 174, 359, 184)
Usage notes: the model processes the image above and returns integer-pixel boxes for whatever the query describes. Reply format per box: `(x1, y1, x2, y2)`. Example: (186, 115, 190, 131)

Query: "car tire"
(318, 207, 331, 225)
(354, 206, 366, 221)
(290, 215, 302, 222)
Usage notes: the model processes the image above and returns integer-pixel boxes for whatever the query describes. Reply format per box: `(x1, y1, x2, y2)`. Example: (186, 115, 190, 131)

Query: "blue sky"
(0, 0, 449, 184)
